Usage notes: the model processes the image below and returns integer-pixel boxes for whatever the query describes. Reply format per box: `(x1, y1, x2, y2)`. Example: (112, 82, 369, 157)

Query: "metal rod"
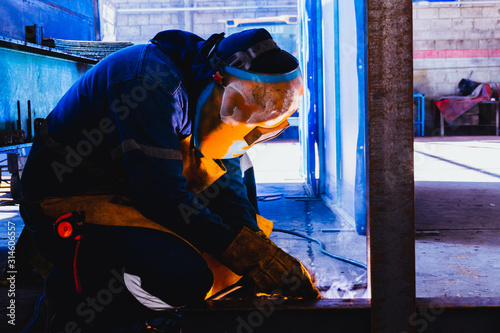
(26, 100, 32, 141)
(117, 5, 297, 14)
(16, 101, 22, 131)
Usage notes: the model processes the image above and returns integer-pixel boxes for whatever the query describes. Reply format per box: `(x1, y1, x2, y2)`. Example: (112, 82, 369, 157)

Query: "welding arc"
(273, 229, 367, 270)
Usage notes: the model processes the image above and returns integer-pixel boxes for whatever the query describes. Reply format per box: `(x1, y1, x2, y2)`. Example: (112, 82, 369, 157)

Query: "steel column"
(366, 0, 416, 332)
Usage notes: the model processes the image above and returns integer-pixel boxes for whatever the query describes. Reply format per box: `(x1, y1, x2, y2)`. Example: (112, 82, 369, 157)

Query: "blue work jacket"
(20, 42, 259, 254)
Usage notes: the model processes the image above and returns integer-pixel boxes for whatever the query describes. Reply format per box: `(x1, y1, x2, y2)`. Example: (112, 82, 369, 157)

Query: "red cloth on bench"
(435, 84, 492, 123)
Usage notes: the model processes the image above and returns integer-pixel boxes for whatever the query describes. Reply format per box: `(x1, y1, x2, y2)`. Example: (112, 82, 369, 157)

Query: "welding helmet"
(193, 29, 303, 159)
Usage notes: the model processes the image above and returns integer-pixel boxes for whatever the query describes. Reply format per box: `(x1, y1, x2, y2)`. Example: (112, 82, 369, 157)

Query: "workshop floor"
(1, 136, 500, 332)
(414, 136, 500, 297)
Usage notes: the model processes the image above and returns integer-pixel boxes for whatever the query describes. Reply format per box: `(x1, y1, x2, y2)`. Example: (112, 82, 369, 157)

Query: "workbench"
(439, 100, 499, 136)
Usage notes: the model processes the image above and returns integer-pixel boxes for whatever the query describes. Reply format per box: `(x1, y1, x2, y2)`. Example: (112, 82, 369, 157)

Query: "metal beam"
(366, 0, 416, 332)
(93, 0, 101, 41)
(181, 299, 371, 332)
(117, 5, 297, 14)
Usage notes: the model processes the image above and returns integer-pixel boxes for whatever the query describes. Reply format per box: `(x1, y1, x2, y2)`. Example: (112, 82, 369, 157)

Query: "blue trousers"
(21, 202, 213, 331)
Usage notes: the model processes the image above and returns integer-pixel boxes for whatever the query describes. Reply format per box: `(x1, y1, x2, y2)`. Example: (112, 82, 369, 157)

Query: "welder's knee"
(125, 249, 214, 308)
(75, 225, 215, 310)
(120, 230, 214, 308)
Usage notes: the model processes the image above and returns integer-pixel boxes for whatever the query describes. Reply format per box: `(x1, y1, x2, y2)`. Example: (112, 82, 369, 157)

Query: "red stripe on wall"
(414, 49, 500, 59)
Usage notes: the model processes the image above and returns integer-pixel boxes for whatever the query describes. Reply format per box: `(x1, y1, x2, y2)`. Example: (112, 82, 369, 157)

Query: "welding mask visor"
(193, 51, 303, 159)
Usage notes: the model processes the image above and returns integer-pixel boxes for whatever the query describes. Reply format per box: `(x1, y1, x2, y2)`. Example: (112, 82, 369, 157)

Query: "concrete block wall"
(413, 2, 500, 135)
(106, 0, 297, 44)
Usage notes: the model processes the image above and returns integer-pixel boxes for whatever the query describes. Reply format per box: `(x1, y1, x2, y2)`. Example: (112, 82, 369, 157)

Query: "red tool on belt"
(53, 211, 86, 293)
(53, 211, 85, 240)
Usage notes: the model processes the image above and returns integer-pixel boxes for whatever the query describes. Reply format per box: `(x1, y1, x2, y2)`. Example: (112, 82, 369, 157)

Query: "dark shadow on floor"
(415, 180, 500, 297)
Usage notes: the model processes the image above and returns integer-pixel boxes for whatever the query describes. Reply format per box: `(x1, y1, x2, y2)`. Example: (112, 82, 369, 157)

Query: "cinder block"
(118, 25, 141, 37)
(431, 19, 452, 31)
(171, 13, 180, 25)
(435, 40, 457, 50)
(439, 7, 460, 19)
(157, 0, 181, 6)
(441, 83, 459, 96)
(413, 40, 435, 50)
(162, 24, 183, 31)
(483, 58, 500, 68)
(452, 18, 474, 31)
(202, 23, 225, 36)
(413, 19, 431, 31)
(150, 13, 172, 25)
(141, 25, 163, 38)
(423, 29, 468, 41)
(456, 39, 479, 49)
(465, 58, 492, 68)
(116, 15, 128, 26)
(430, 82, 455, 98)
(469, 71, 491, 83)
(417, 8, 439, 19)
(461, 7, 483, 18)
(194, 13, 214, 24)
(128, 14, 150, 26)
(412, 30, 435, 41)
(413, 59, 455, 71)
(426, 70, 449, 85)
(482, 6, 500, 18)
(433, 59, 459, 70)
(490, 72, 500, 83)
(140, 3, 161, 9)
(446, 71, 466, 85)
(413, 59, 427, 71)
(120, 3, 140, 9)
(474, 18, 498, 31)
(479, 39, 500, 49)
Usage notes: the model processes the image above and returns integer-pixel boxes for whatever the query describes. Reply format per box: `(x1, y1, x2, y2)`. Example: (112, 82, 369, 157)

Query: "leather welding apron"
(39, 135, 272, 299)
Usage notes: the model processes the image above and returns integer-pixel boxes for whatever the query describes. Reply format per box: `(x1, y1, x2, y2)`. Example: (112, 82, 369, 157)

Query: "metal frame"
(366, 1, 416, 332)
(92, 0, 101, 41)
(414, 94, 425, 137)
(298, 0, 324, 197)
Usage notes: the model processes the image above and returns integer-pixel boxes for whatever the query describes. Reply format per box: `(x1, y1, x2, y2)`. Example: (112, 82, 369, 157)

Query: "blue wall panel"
(298, 0, 324, 197)
(320, 0, 367, 235)
(0, 0, 98, 41)
(0, 45, 92, 131)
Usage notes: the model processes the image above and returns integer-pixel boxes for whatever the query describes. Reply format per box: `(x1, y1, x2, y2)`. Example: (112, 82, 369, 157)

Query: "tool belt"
(40, 194, 272, 299)
(42, 194, 193, 245)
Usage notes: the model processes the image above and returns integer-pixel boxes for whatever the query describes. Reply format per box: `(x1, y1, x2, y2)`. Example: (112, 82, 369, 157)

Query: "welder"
(20, 28, 321, 332)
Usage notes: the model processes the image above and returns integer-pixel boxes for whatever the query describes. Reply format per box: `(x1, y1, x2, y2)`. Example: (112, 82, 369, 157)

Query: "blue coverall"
(20, 30, 260, 330)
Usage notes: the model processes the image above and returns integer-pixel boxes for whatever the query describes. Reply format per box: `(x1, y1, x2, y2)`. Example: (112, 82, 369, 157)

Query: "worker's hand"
(218, 227, 322, 300)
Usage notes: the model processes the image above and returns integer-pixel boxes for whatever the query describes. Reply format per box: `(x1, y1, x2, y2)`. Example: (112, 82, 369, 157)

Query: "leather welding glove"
(218, 227, 322, 300)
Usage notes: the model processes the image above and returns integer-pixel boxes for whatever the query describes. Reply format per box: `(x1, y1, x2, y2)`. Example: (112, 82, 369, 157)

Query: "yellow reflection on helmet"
(194, 51, 303, 159)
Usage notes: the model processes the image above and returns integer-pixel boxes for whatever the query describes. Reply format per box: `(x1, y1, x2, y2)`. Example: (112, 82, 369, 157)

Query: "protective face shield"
(193, 50, 303, 159)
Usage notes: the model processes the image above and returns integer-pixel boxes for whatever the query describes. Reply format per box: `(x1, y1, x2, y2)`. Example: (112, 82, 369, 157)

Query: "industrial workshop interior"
(1, 0, 500, 332)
